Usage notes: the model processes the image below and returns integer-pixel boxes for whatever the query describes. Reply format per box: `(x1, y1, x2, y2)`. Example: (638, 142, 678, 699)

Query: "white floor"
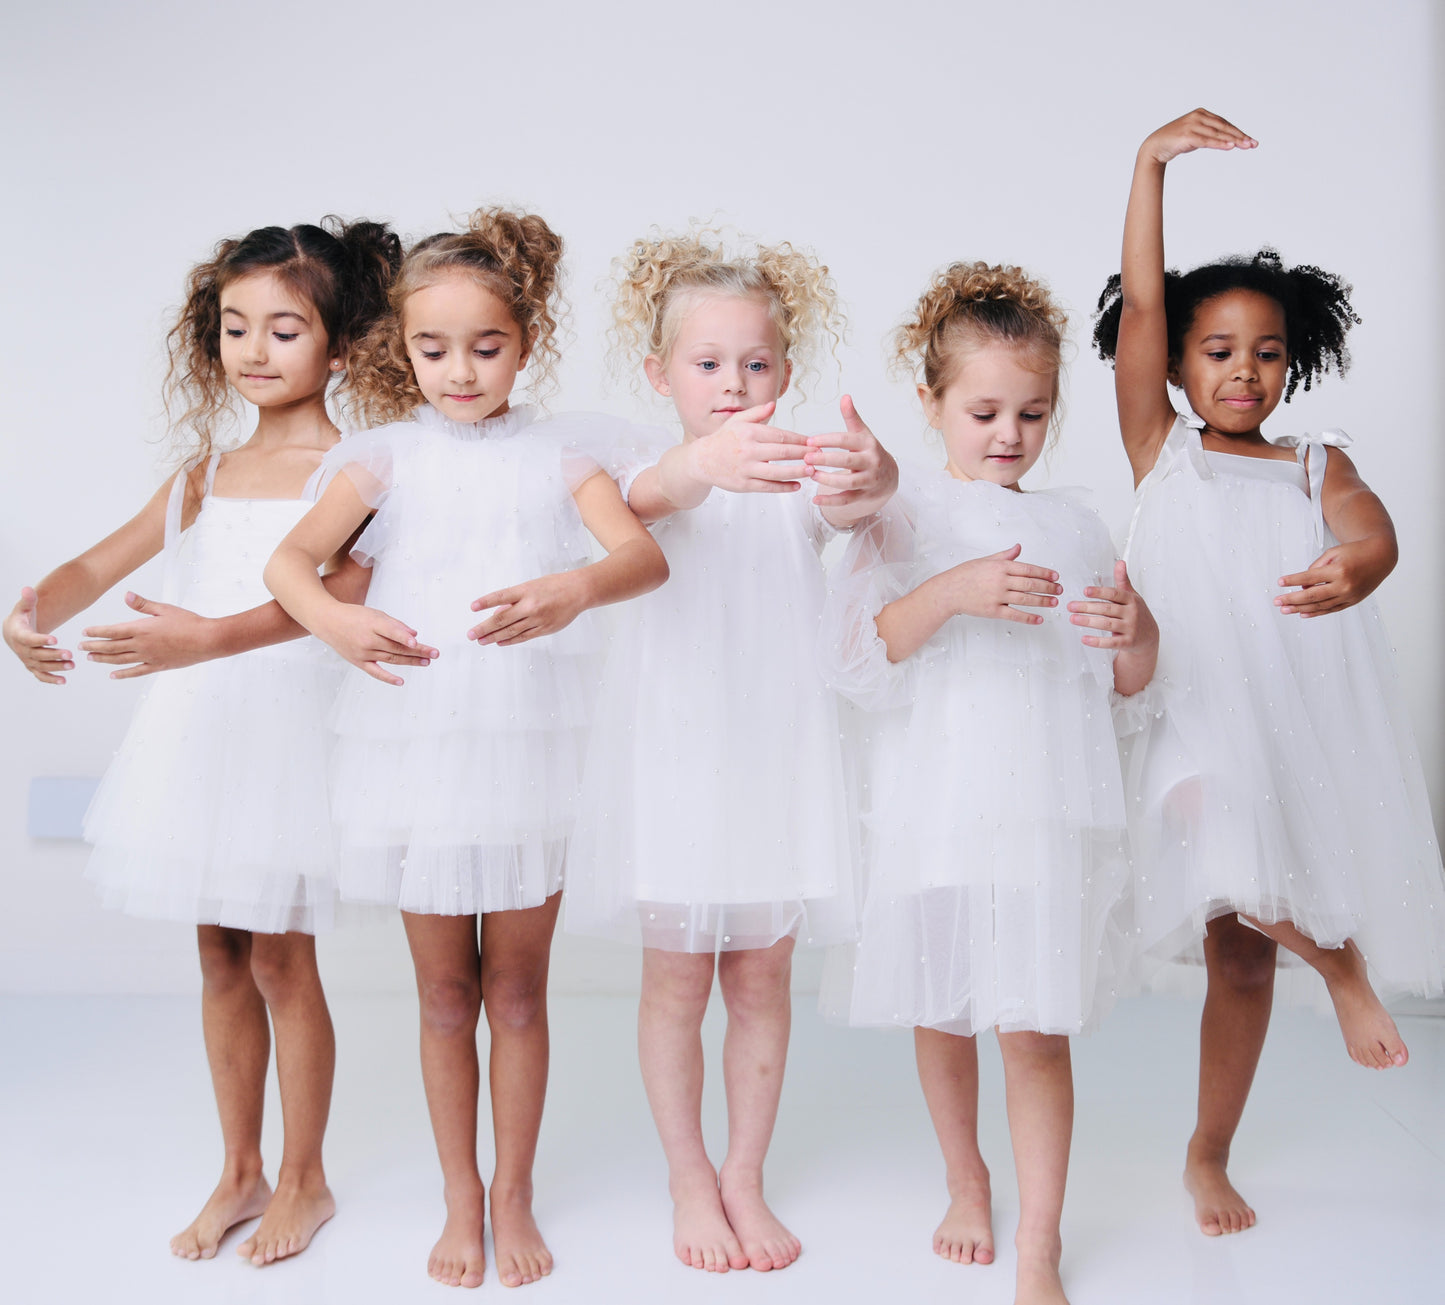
(1, 991, 1441, 1305)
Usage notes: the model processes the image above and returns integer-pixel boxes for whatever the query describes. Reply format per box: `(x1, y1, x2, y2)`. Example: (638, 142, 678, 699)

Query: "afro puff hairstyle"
(1092, 248, 1361, 401)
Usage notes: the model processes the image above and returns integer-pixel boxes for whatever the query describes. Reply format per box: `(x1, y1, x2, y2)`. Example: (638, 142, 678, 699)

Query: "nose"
(1232, 356, 1258, 382)
(241, 331, 267, 366)
(998, 418, 1024, 447)
(447, 352, 476, 385)
(722, 363, 748, 393)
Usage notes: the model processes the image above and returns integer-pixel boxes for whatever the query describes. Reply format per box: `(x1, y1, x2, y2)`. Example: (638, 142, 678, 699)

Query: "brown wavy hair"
(344, 207, 566, 427)
(895, 261, 1069, 430)
(163, 217, 401, 465)
(609, 226, 843, 403)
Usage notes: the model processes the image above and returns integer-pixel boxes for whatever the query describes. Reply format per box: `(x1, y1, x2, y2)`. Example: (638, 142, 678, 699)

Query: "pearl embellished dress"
(85, 452, 342, 934)
(1122, 415, 1445, 995)
(563, 447, 858, 953)
(817, 472, 1137, 1036)
(322, 403, 604, 916)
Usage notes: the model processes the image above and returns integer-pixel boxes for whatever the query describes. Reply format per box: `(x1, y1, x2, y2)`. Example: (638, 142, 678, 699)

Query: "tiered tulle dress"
(564, 447, 857, 952)
(85, 453, 342, 934)
(1122, 415, 1445, 995)
(818, 472, 1138, 1035)
(323, 403, 606, 916)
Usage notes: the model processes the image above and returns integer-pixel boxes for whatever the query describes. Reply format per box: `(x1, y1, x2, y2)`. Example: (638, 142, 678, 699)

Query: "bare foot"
(718, 1171, 800, 1272)
(934, 1171, 994, 1265)
(1015, 1248, 1070, 1305)
(170, 1170, 271, 1260)
(490, 1186, 553, 1288)
(238, 1176, 336, 1266)
(1325, 954, 1409, 1069)
(1184, 1141, 1255, 1236)
(429, 1186, 487, 1289)
(671, 1169, 747, 1272)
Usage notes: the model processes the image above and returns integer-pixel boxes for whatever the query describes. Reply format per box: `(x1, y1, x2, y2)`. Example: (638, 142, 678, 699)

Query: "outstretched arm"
(468, 471, 669, 647)
(1116, 109, 1257, 484)
(2, 469, 194, 684)
(1276, 449, 1398, 617)
(806, 395, 898, 528)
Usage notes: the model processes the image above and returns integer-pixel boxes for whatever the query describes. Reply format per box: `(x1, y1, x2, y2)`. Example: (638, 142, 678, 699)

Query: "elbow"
(261, 553, 287, 603)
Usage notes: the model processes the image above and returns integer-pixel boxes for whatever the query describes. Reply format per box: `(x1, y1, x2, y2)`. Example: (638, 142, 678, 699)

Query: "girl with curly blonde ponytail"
(564, 227, 897, 1274)
(818, 261, 1160, 1305)
(265, 205, 667, 1291)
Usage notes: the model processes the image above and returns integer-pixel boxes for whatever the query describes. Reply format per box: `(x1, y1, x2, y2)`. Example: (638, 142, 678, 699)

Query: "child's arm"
(74, 556, 430, 678)
(467, 472, 669, 647)
(626, 401, 813, 523)
(876, 545, 1061, 664)
(1275, 450, 1398, 617)
(2, 469, 195, 684)
(1116, 109, 1257, 484)
(264, 476, 434, 685)
(1066, 560, 1159, 695)
(805, 396, 899, 528)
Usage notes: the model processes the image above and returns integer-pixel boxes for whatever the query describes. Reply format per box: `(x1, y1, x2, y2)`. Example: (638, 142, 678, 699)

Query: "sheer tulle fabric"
(1123, 416, 1445, 996)
(321, 404, 611, 915)
(565, 440, 858, 953)
(85, 466, 341, 934)
(818, 474, 1137, 1035)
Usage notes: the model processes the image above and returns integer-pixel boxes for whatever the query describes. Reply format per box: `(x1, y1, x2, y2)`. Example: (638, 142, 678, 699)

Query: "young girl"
(563, 229, 897, 1274)
(2, 218, 405, 1265)
(265, 207, 668, 1290)
(1094, 107, 1445, 1237)
(819, 264, 1156, 1305)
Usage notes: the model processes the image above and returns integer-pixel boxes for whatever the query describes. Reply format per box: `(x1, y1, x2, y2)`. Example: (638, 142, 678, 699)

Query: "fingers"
(80, 623, 142, 642)
(1113, 559, 1133, 590)
(1278, 566, 1332, 590)
(1194, 108, 1256, 147)
(986, 545, 1024, 562)
(749, 425, 811, 448)
(125, 591, 163, 615)
(736, 400, 777, 425)
(810, 488, 864, 508)
(1007, 564, 1061, 586)
(1278, 585, 1347, 615)
(108, 662, 158, 680)
(999, 606, 1044, 626)
(840, 393, 866, 434)
(358, 659, 406, 686)
(471, 588, 522, 613)
(804, 447, 871, 472)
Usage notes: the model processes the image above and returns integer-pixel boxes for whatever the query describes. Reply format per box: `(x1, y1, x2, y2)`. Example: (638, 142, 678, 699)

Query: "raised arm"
(265, 475, 432, 685)
(468, 470, 669, 647)
(2, 469, 194, 684)
(1115, 109, 1257, 484)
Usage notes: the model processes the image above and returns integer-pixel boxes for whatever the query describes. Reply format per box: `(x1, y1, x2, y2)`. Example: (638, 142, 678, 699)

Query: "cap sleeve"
(316, 424, 405, 510)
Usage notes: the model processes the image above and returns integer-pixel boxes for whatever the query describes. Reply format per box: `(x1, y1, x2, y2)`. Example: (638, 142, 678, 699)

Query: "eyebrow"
(221, 307, 309, 323)
(409, 328, 510, 340)
(968, 395, 1052, 404)
(1200, 333, 1285, 345)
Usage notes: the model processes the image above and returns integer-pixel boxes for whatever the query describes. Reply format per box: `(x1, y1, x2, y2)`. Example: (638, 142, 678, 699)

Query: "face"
(1170, 289, 1288, 436)
(219, 271, 338, 409)
(643, 292, 791, 439)
(403, 273, 529, 423)
(921, 342, 1054, 489)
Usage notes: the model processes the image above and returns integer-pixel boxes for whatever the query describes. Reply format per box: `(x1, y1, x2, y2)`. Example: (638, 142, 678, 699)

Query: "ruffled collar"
(413, 402, 538, 440)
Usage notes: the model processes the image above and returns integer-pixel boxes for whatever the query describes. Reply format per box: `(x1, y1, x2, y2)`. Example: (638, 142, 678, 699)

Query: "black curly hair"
(1092, 248, 1360, 401)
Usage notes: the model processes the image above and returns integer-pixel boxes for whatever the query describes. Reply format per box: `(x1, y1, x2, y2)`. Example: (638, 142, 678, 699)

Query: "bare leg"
(237, 932, 336, 1265)
(1186, 915, 1274, 1236)
(638, 946, 746, 1272)
(998, 1031, 1072, 1305)
(170, 926, 273, 1260)
(716, 937, 801, 1272)
(403, 912, 487, 1289)
(914, 1028, 993, 1265)
(480, 892, 561, 1288)
(1240, 916, 1407, 1070)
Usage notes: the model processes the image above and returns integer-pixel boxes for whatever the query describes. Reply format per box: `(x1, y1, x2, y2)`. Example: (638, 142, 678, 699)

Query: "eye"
(421, 350, 443, 361)
(1021, 411, 1047, 422)
(1257, 349, 1281, 361)
(225, 328, 245, 338)
(273, 332, 298, 343)
(698, 360, 718, 372)
(475, 348, 501, 359)
(970, 412, 996, 423)
(746, 360, 767, 373)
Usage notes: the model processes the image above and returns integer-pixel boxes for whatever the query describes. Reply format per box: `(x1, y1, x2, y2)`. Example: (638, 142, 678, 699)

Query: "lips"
(1220, 395, 1261, 408)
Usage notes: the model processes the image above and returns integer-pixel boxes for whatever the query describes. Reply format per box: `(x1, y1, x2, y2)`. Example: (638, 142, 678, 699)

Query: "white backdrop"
(2, 0, 1440, 995)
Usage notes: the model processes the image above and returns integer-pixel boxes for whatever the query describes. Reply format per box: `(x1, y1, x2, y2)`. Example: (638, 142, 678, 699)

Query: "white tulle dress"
(817, 472, 1138, 1036)
(1122, 414, 1445, 995)
(85, 453, 342, 935)
(322, 403, 606, 916)
(564, 448, 857, 953)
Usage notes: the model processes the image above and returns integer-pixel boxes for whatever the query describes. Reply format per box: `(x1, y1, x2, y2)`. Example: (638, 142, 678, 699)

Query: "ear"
(1165, 357, 1183, 389)
(643, 354, 671, 398)
(918, 382, 943, 429)
(776, 358, 792, 400)
(516, 326, 535, 373)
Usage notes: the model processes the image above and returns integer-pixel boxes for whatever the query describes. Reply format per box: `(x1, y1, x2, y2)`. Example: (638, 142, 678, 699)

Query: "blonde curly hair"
(895, 262, 1069, 428)
(610, 226, 842, 402)
(344, 207, 566, 427)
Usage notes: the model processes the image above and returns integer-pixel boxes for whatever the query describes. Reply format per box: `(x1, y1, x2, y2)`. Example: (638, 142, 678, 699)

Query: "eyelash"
(698, 360, 767, 372)
(420, 348, 502, 360)
(223, 328, 298, 342)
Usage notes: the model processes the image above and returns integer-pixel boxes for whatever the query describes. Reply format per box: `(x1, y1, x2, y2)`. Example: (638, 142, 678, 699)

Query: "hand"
(940, 545, 1061, 625)
(469, 571, 587, 647)
(1068, 560, 1159, 649)
(77, 592, 217, 679)
(669, 401, 812, 497)
(805, 395, 898, 513)
(1275, 540, 1390, 617)
(3, 586, 73, 684)
(314, 604, 437, 686)
(1140, 108, 1256, 166)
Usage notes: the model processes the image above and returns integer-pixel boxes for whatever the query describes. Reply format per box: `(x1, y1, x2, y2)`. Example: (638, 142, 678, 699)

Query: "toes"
(1200, 1215, 1223, 1237)
(975, 1244, 995, 1265)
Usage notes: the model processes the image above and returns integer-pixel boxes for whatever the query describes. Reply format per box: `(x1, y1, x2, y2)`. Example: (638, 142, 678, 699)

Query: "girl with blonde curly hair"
(564, 228, 897, 1275)
(266, 207, 668, 1290)
(818, 263, 1158, 1305)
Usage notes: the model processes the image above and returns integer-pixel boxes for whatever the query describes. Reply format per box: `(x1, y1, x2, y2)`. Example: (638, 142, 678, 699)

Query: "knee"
(998, 1030, 1071, 1071)
(641, 953, 715, 1022)
(719, 953, 791, 1020)
(1211, 929, 1277, 993)
(418, 974, 483, 1038)
(196, 927, 253, 992)
(481, 965, 547, 1034)
(248, 937, 317, 1005)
